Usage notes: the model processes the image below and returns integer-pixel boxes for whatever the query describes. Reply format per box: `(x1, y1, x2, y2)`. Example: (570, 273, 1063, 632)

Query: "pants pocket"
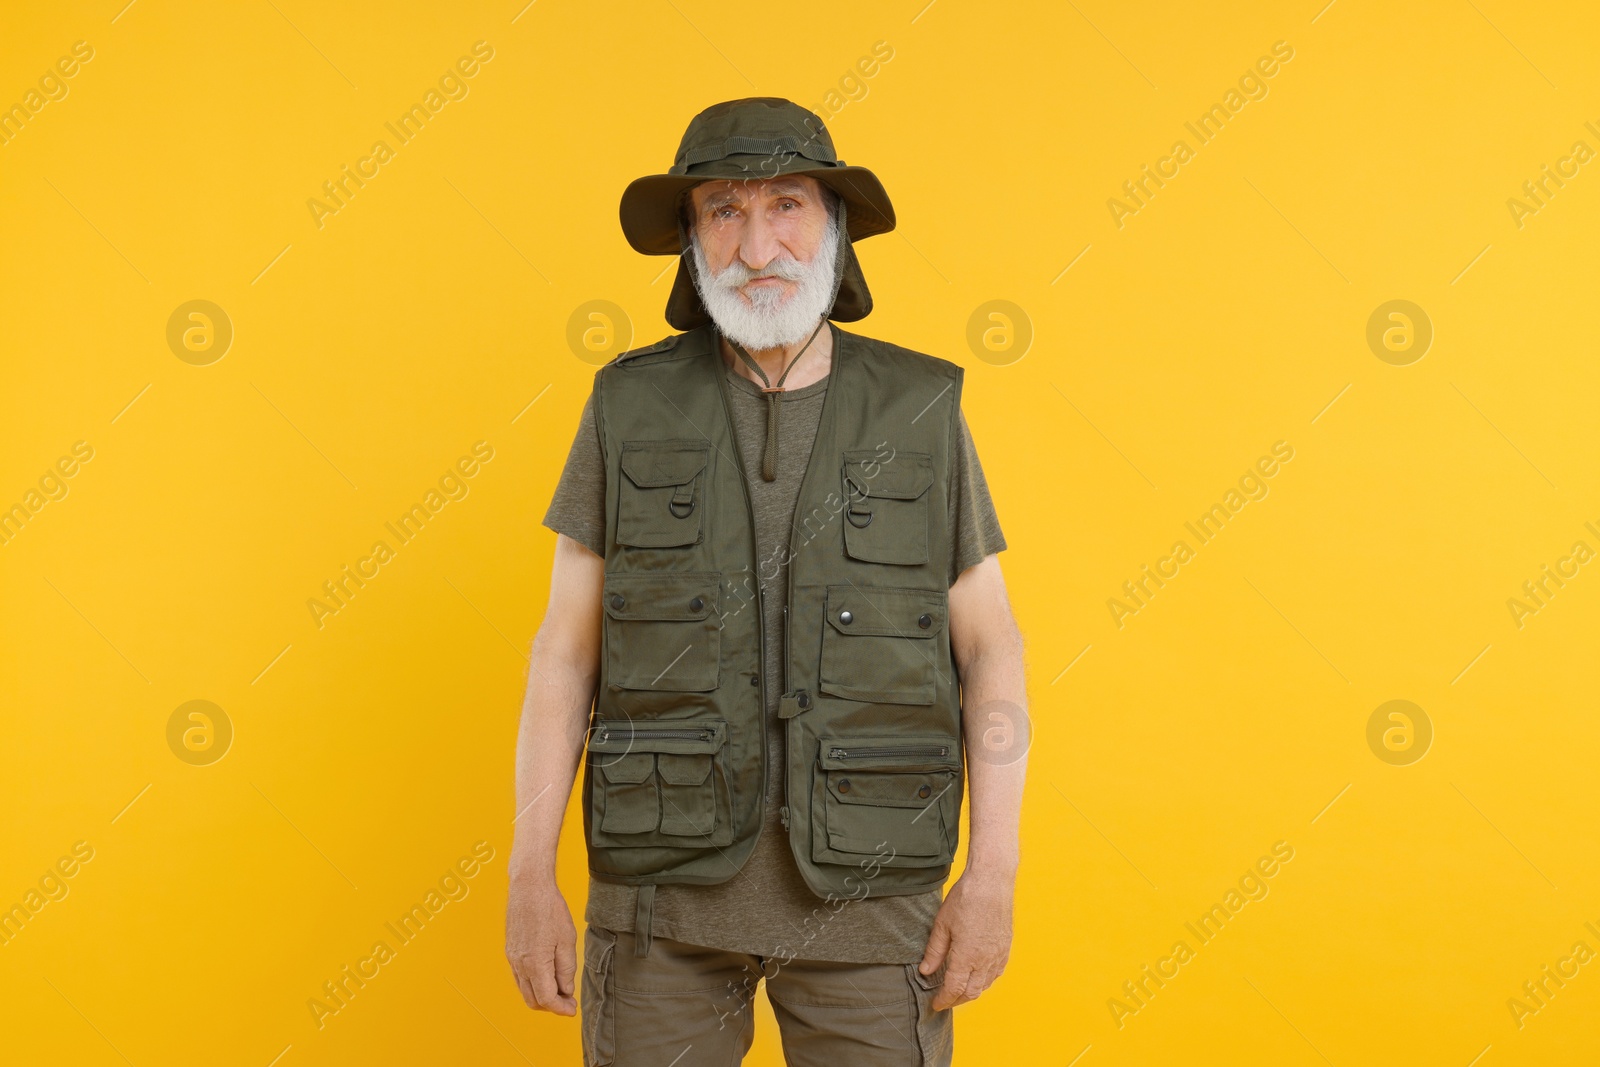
(582, 926, 619, 1066)
(904, 964, 953, 1067)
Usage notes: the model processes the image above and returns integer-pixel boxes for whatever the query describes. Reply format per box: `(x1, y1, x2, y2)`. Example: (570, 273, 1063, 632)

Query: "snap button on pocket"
(749, 675, 759, 687)
(838, 779, 851, 794)
(610, 594, 625, 610)
(918, 613, 932, 629)
(689, 596, 704, 611)
(840, 610, 854, 625)
(918, 784, 932, 799)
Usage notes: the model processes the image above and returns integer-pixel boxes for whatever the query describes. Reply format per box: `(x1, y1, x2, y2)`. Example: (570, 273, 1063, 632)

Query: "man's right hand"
(506, 878, 579, 1015)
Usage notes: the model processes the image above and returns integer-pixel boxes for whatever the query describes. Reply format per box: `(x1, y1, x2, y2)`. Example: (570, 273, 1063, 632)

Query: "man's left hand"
(917, 870, 1014, 1010)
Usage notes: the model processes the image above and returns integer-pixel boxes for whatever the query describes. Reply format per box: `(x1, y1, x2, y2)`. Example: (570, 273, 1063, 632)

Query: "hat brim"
(620, 162, 895, 255)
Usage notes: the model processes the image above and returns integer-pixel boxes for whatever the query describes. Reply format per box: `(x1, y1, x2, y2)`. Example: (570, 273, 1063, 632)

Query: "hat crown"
(669, 97, 839, 176)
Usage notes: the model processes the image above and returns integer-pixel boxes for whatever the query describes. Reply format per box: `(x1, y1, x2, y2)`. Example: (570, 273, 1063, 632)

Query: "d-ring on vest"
(582, 323, 967, 953)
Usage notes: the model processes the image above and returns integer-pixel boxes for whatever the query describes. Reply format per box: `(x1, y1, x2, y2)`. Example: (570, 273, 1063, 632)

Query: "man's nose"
(736, 209, 783, 274)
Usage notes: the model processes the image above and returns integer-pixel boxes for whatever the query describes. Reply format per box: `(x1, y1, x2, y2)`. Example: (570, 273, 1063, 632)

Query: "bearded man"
(506, 97, 1029, 1066)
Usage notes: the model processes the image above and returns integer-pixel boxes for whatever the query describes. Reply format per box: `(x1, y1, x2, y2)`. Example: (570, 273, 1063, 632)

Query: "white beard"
(687, 210, 839, 351)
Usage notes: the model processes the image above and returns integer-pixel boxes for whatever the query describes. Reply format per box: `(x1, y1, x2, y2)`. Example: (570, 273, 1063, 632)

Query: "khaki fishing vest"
(582, 322, 965, 901)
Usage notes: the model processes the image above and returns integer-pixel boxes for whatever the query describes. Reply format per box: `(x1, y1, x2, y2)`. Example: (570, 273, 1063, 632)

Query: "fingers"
(515, 969, 538, 1010)
(529, 944, 572, 1015)
(931, 945, 1009, 1010)
(918, 917, 952, 976)
(932, 962, 974, 1011)
(555, 932, 579, 999)
(514, 945, 579, 1016)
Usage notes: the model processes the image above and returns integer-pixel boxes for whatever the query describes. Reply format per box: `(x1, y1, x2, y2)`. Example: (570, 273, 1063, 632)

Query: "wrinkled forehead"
(688, 175, 822, 211)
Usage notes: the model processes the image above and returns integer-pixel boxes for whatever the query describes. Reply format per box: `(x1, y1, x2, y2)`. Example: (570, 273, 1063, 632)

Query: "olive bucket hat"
(619, 97, 896, 330)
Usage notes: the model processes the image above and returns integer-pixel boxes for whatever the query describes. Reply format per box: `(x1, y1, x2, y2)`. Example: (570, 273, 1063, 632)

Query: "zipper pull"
(779, 805, 790, 831)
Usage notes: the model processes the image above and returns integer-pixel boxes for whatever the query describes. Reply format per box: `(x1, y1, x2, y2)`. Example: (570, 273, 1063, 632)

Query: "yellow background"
(4, 0, 1599, 1063)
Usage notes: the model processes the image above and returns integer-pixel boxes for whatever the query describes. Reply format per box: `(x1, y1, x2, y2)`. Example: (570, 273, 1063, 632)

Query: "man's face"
(687, 175, 832, 311)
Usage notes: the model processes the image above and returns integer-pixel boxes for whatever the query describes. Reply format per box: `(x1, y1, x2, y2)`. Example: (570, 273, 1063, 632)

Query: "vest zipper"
(827, 744, 950, 761)
(594, 726, 716, 745)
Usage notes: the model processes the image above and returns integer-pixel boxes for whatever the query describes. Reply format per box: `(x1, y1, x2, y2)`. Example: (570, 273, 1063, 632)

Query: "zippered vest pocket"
(617, 439, 709, 548)
(818, 584, 945, 705)
(589, 718, 732, 848)
(602, 573, 722, 692)
(841, 450, 933, 565)
(810, 734, 961, 870)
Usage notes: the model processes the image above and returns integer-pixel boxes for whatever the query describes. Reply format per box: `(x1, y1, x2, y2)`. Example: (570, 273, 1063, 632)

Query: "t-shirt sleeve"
(949, 406, 1008, 586)
(541, 388, 607, 558)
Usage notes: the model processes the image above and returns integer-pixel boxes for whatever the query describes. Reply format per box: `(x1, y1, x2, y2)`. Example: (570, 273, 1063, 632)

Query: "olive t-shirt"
(541, 345, 1007, 964)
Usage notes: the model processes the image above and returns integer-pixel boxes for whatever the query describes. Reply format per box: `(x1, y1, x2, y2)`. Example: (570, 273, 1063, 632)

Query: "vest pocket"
(597, 752, 658, 834)
(603, 573, 721, 691)
(841, 450, 933, 565)
(811, 735, 960, 869)
(589, 719, 731, 848)
(617, 439, 709, 548)
(818, 584, 945, 704)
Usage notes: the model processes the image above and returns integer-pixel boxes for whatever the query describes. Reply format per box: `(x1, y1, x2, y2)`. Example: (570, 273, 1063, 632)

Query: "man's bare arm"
(505, 533, 604, 1016)
(918, 552, 1028, 1010)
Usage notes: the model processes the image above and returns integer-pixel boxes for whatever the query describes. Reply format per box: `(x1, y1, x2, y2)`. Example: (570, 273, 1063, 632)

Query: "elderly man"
(506, 97, 1028, 1066)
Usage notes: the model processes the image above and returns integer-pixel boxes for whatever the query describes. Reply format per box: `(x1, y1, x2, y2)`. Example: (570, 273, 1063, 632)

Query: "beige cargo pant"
(580, 924, 953, 1066)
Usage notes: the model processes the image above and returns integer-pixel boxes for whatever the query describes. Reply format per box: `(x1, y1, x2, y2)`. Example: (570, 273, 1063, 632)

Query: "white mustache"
(708, 254, 808, 289)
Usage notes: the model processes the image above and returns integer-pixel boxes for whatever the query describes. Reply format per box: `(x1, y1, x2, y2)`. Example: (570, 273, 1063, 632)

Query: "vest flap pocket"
(844, 450, 933, 501)
(823, 585, 944, 638)
(599, 751, 656, 784)
(814, 736, 959, 864)
(590, 720, 728, 842)
(829, 770, 952, 810)
(602, 574, 722, 692)
(829, 813, 946, 858)
(597, 752, 659, 834)
(603, 574, 719, 622)
(819, 586, 945, 705)
(657, 752, 714, 786)
(621, 440, 709, 488)
(617, 439, 709, 548)
(841, 451, 933, 565)
(657, 752, 716, 836)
